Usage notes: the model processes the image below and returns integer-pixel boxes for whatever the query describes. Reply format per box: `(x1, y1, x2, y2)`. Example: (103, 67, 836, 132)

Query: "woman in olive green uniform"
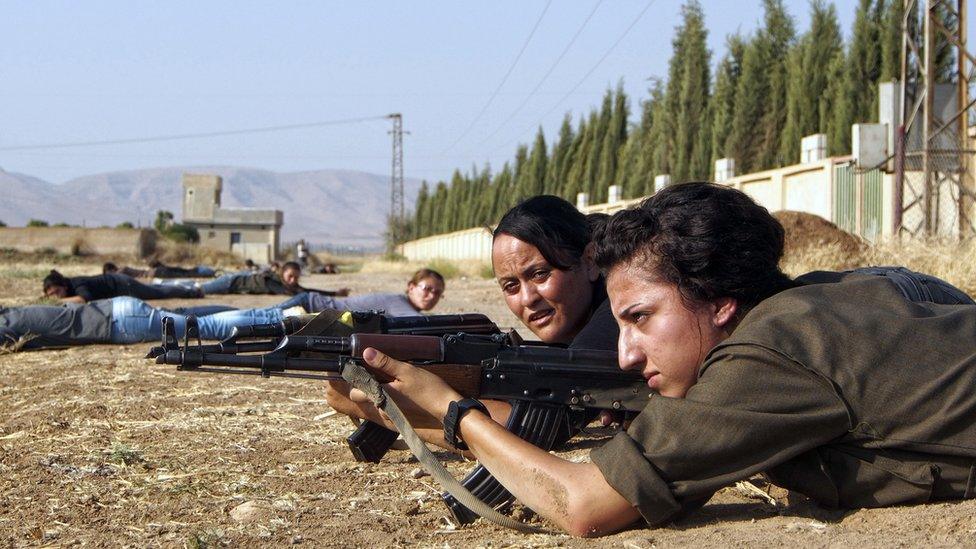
(340, 182, 976, 537)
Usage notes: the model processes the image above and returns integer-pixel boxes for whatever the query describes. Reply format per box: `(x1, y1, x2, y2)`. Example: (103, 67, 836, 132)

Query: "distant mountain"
(0, 166, 422, 247)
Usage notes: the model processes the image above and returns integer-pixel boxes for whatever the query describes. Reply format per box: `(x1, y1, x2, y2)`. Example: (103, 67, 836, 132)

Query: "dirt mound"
(774, 210, 865, 256)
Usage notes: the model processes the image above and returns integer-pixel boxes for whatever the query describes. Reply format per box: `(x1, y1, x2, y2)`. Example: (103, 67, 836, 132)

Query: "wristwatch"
(443, 398, 488, 451)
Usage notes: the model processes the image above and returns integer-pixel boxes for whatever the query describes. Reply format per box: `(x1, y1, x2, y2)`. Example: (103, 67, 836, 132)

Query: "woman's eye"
(531, 270, 550, 281)
(501, 282, 519, 295)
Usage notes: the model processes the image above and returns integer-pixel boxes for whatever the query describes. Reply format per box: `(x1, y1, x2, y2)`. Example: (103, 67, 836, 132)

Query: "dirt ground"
(1, 266, 975, 548)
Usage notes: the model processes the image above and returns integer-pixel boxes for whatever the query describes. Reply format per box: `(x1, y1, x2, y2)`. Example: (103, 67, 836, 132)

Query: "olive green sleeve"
(590, 344, 851, 526)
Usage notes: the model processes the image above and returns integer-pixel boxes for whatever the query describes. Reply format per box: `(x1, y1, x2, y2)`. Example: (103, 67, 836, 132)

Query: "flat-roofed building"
(181, 174, 283, 263)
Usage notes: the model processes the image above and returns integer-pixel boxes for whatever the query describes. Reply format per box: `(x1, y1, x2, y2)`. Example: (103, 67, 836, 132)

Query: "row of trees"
(408, 0, 949, 241)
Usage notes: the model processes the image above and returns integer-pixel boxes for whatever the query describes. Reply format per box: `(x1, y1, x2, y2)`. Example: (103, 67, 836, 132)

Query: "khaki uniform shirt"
(591, 273, 976, 526)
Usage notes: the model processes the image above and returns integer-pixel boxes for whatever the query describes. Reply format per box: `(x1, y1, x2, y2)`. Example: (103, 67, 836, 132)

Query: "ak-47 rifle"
(149, 314, 649, 525)
(147, 311, 502, 463)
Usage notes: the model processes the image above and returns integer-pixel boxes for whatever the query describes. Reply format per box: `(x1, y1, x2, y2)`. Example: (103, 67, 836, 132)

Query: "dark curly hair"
(593, 182, 794, 312)
(494, 195, 593, 270)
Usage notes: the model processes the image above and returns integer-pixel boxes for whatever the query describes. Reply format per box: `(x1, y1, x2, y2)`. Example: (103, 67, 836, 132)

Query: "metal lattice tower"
(896, 0, 976, 237)
(388, 113, 405, 248)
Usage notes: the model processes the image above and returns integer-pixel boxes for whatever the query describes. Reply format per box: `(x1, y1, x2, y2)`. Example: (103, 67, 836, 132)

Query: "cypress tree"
(518, 128, 548, 198)
(430, 181, 449, 234)
(587, 93, 613, 202)
(879, 0, 904, 82)
(848, 0, 882, 124)
(728, 34, 768, 174)
(597, 83, 630, 194)
(563, 116, 590, 203)
(780, 0, 842, 164)
(710, 33, 745, 163)
(759, 0, 796, 168)
(413, 181, 430, 238)
(546, 114, 575, 195)
(671, 1, 711, 182)
(825, 47, 851, 155)
(646, 79, 670, 194)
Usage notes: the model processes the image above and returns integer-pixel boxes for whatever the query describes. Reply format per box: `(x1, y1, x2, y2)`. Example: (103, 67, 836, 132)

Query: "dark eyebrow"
(618, 302, 642, 320)
(519, 262, 550, 279)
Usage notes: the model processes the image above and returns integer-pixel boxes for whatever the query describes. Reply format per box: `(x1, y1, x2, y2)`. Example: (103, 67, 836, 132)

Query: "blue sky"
(0, 1, 926, 185)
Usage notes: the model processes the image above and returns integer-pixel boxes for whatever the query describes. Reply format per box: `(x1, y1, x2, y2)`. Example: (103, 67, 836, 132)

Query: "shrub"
(116, 221, 135, 229)
(425, 258, 460, 279)
(26, 219, 49, 227)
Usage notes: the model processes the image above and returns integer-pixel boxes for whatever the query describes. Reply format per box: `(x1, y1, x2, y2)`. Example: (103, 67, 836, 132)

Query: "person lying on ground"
(326, 195, 621, 452)
(278, 268, 446, 318)
(337, 182, 976, 537)
(42, 270, 202, 304)
(0, 296, 275, 350)
(162, 261, 350, 297)
(102, 261, 217, 279)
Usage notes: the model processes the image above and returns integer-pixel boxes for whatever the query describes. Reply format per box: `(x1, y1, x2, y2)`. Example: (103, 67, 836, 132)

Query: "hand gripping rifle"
(151, 315, 650, 527)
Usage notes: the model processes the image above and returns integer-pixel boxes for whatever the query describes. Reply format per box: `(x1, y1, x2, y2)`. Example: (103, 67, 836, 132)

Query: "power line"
(492, 0, 657, 155)
(0, 115, 390, 151)
(476, 0, 604, 149)
(439, 0, 553, 154)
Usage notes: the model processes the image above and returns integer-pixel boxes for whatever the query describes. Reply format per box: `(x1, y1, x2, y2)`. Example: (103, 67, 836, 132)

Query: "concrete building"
(181, 174, 283, 263)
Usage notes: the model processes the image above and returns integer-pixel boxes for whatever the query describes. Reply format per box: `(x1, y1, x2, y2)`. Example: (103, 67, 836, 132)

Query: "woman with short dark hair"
(325, 195, 620, 453)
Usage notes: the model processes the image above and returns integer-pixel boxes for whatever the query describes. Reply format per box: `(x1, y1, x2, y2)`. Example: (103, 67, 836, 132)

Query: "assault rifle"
(149, 312, 504, 464)
(150, 314, 649, 525)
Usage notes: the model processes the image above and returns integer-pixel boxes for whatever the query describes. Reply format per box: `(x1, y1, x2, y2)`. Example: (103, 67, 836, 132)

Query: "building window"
(231, 232, 241, 245)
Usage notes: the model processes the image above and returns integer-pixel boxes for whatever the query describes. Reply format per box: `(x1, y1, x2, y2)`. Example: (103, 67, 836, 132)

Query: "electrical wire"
(439, 0, 553, 155)
(476, 0, 604, 148)
(0, 115, 390, 151)
(492, 0, 658, 155)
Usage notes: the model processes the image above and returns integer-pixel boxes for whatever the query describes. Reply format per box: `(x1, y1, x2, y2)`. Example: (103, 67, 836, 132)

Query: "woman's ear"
(711, 297, 738, 329)
(582, 243, 600, 282)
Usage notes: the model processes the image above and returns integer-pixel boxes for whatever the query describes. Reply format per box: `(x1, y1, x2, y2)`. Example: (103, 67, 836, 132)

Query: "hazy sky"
(0, 0, 928, 185)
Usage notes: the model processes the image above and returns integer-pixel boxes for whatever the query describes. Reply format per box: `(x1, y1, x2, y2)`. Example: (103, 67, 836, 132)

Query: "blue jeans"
(158, 271, 250, 294)
(108, 297, 283, 343)
(851, 267, 975, 305)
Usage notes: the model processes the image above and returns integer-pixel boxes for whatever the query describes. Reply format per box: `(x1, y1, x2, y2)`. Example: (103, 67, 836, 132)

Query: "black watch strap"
(443, 398, 488, 451)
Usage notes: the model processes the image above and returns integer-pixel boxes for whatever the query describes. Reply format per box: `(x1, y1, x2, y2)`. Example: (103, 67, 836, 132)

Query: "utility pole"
(897, 0, 976, 237)
(387, 113, 404, 254)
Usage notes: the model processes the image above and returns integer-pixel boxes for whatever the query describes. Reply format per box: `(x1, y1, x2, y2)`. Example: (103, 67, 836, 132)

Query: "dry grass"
(360, 258, 492, 280)
(151, 241, 243, 268)
(1, 261, 976, 546)
(782, 237, 976, 296)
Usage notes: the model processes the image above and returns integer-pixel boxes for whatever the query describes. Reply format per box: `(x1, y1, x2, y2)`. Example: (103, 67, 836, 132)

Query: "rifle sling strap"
(340, 359, 547, 534)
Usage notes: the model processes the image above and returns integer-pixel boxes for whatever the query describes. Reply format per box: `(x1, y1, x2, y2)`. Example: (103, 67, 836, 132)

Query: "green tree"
(116, 221, 135, 229)
(646, 79, 670, 194)
(849, 0, 882, 124)
(670, 1, 712, 182)
(586, 92, 613, 202)
(518, 128, 548, 199)
(27, 219, 49, 227)
(759, 0, 796, 168)
(878, 0, 903, 82)
(154, 210, 175, 232)
(413, 181, 430, 238)
(780, 0, 842, 163)
(597, 82, 630, 193)
(546, 114, 575, 196)
(709, 34, 745, 163)
(567, 113, 596, 203)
